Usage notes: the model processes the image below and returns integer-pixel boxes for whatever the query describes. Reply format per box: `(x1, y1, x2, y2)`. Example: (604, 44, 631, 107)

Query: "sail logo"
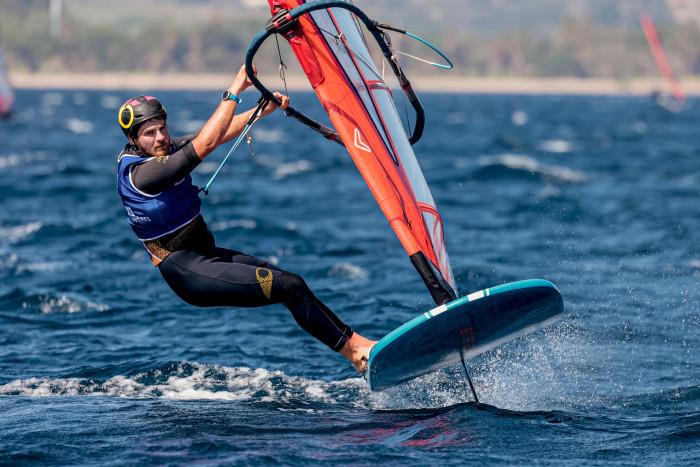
(354, 128, 371, 153)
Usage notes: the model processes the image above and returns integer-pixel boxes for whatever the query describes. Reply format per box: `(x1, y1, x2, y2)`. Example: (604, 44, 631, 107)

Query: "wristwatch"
(221, 90, 241, 104)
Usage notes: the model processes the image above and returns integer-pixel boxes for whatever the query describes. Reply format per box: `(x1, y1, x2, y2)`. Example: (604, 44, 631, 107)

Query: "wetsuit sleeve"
(131, 141, 200, 195)
(171, 134, 198, 149)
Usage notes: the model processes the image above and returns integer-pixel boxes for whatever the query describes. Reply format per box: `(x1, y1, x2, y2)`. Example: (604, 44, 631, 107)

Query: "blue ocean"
(1, 89, 698, 465)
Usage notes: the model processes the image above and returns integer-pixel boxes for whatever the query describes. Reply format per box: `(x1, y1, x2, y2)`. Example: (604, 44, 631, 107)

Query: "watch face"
(222, 90, 230, 100)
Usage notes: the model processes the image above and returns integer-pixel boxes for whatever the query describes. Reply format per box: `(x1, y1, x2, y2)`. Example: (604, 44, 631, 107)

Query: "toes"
(356, 356, 368, 373)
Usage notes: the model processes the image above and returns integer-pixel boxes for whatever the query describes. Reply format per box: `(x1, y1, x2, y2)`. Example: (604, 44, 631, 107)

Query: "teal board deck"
(366, 279, 564, 391)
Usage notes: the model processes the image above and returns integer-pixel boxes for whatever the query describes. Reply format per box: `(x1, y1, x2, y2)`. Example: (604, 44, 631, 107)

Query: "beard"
(151, 145, 169, 157)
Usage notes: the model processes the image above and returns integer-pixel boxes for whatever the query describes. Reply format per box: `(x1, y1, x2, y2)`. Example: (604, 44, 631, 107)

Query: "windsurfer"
(0, 42, 13, 118)
(115, 64, 376, 372)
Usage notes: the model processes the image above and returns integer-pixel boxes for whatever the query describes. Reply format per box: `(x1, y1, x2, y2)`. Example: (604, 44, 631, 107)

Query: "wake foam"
(0, 362, 368, 407)
(252, 127, 286, 144)
(472, 154, 586, 183)
(0, 222, 42, 243)
(0, 287, 108, 315)
(65, 118, 94, 134)
(370, 322, 584, 412)
(0, 152, 51, 172)
(0, 325, 593, 413)
(328, 263, 369, 280)
(273, 160, 313, 180)
(10, 290, 109, 314)
(537, 139, 573, 154)
(211, 218, 258, 231)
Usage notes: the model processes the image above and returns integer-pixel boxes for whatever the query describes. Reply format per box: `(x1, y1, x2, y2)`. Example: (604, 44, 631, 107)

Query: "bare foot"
(339, 332, 377, 373)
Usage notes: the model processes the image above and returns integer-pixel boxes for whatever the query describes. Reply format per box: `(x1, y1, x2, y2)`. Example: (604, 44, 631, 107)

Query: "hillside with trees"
(1, 0, 698, 78)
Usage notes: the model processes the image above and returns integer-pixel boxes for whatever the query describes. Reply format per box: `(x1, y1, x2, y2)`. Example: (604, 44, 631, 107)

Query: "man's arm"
(131, 143, 200, 195)
(190, 65, 252, 160)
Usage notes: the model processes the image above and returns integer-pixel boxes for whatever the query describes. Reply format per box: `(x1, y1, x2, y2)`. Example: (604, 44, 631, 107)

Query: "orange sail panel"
(269, 0, 457, 302)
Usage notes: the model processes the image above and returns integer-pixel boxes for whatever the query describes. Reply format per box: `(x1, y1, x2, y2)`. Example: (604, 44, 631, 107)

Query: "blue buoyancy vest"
(117, 153, 201, 241)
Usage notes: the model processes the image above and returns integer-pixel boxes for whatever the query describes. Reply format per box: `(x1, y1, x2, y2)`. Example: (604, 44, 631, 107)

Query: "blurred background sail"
(640, 13, 686, 111)
(0, 38, 14, 118)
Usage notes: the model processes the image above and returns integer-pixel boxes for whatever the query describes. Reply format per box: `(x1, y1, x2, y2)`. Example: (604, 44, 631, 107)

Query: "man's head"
(118, 96, 170, 156)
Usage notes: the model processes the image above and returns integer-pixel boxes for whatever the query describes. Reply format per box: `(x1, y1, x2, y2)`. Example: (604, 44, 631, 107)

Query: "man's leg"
(159, 249, 375, 368)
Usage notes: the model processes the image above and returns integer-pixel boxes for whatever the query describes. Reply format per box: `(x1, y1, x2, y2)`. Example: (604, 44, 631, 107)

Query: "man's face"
(134, 119, 170, 157)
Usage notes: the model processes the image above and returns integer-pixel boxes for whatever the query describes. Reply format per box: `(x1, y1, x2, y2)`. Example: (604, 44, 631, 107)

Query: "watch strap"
(222, 90, 241, 104)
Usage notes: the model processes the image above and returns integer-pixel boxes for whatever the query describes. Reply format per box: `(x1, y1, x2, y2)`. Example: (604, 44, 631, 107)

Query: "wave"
(0, 152, 47, 171)
(16, 260, 72, 273)
(252, 127, 286, 144)
(537, 139, 573, 154)
(613, 385, 700, 411)
(100, 95, 121, 109)
(0, 252, 19, 272)
(5, 342, 691, 419)
(273, 160, 313, 180)
(511, 110, 529, 126)
(0, 289, 108, 315)
(41, 92, 64, 107)
(173, 119, 206, 135)
(0, 325, 556, 413)
(196, 160, 220, 175)
(0, 222, 43, 244)
(0, 153, 23, 170)
(328, 262, 369, 280)
(470, 154, 586, 183)
(211, 218, 258, 231)
(0, 361, 367, 406)
(35, 294, 109, 314)
(65, 118, 94, 134)
(0, 360, 496, 411)
(247, 153, 315, 180)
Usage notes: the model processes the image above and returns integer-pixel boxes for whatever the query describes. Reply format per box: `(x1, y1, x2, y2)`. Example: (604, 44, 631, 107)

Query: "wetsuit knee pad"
(276, 271, 310, 305)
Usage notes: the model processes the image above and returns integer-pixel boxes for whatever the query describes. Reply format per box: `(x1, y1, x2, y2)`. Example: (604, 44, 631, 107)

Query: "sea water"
(0, 90, 698, 465)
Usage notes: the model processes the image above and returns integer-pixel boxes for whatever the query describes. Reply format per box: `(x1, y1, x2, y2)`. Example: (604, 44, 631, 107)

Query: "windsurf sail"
(246, 0, 457, 304)
(0, 46, 13, 118)
(640, 14, 686, 111)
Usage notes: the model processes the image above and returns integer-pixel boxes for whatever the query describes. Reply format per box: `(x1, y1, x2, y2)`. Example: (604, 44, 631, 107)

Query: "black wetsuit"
(123, 136, 353, 351)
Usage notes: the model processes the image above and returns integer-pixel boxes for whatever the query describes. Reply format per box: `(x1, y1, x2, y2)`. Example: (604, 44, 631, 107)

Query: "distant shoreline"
(8, 72, 700, 96)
